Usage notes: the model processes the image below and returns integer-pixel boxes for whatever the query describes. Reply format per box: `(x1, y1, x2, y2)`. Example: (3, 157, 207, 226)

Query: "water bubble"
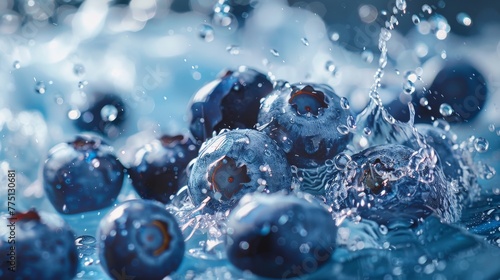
(100, 105, 118, 122)
(457, 12, 472, 26)
(301, 37, 309, 46)
(488, 124, 495, 132)
(361, 50, 374, 63)
(270, 49, 280, 57)
(363, 127, 372, 136)
(405, 71, 418, 83)
(199, 24, 215, 42)
(13, 61, 20, 69)
(325, 61, 336, 73)
(439, 103, 454, 117)
(226, 45, 240, 55)
(412, 14, 421, 24)
(35, 81, 46, 94)
(73, 64, 85, 76)
(330, 32, 340, 41)
(403, 80, 415, 95)
(333, 153, 351, 170)
(474, 137, 489, 153)
(396, 0, 407, 11)
(78, 80, 88, 89)
(340, 97, 350, 110)
(422, 4, 433, 14)
(440, 50, 447, 59)
(337, 125, 350, 135)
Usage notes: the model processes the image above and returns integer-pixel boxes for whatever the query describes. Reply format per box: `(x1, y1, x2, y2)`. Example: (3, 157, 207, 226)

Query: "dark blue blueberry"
(97, 200, 184, 280)
(128, 135, 199, 204)
(187, 129, 292, 212)
(258, 83, 354, 168)
(43, 134, 125, 214)
(0, 210, 78, 280)
(226, 192, 337, 279)
(414, 61, 487, 123)
(73, 93, 127, 138)
(188, 66, 273, 144)
(326, 144, 459, 226)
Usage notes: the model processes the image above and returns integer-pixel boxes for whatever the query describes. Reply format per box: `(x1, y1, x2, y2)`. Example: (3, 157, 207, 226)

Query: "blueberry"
(73, 93, 127, 138)
(0, 210, 78, 280)
(187, 129, 292, 212)
(258, 83, 354, 168)
(97, 200, 184, 280)
(414, 61, 487, 123)
(188, 66, 273, 144)
(128, 135, 199, 204)
(43, 134, 125, 214)
(326, 144, 459, 226)
(226, 192, 337, 279)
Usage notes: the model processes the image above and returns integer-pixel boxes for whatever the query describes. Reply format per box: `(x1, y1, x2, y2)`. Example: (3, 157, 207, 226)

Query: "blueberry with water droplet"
(188, 66, 273, 144)
(73, 93, 127, 138)
(326, 144, 459, 226)
(128, 135, 199, 204)
(98, 200, 184, 280)
(226, 192, 337, 279)
(43, 134, 125, 214)
(258, 83, 354, 168)
(0, 210, 78, 280)
(187, 129, 292, 212)
(414, 60, 487, 123)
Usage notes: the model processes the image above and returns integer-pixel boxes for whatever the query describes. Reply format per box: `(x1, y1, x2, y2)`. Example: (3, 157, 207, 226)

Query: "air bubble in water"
(405, 71, 418, 83)
(100, 105, 118, 122)
(13, 61, 20, 69)
(422, 4, 433, 14)
(73, 64, 85, 76)
(420, 97, 429, 106)
(78, 80, 88, 89)
(439, 103, 454, 117)
(457, 12, 472, 26)
(35, 81, 46, 94)
(361, 50, 374, 63)
(270, 49, 280, 57)
(474, 137, 489, 153)
(412, 14, 420, 24)
(330, 32, 340, 41)
(301, 37, 309, 46)
(488, 124, 495, 132)
(226, 45, 240, 55)
(403, 80, 415, 95)
(333, 153, 351, 170)
(199, 24, 215, 42)
(340, 97, 350, 110)
(325, 61, 336, 73)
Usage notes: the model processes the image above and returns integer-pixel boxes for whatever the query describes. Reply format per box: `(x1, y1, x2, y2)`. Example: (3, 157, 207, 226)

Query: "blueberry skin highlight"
(43, 134, 125, 214)
(97, 200, 185, 280)
(128, 135, 199, 204)
(0, 210, 78, 280)
(414, 61, 487, 123)
(327, 144, 457, 225)
(187, 129, 292, 212)
(188, 66, 273, 144)
(258, 83, 354, 168)
(226, 192, 337, 279)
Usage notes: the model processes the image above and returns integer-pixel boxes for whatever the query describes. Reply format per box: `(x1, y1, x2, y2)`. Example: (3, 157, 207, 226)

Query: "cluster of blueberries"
(0, 61, 486, 280)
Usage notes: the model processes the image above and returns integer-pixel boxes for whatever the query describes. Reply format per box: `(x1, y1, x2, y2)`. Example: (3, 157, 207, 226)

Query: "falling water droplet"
(199, 24, 215, 42)
(412, 14, 421, 24)
(78, 80, 88, 89)
(270, 49, 280, 57)
(488, 124, 495, 132)
(422, 4, 433, 14)
(325, 61, 336, 73)
(361, 50, 374, 63)
(101, 105, 118, 122)
(474, 137, 489, 153)
(403, 80, 415, 95)
(301, 37, 309, 46)
(13, 61, 20, 69)
(457, 12, 472, 26)
(396, 0, 407, 11)
(35, 81, 46, 94)
(330, 32, 340, 41)
(439, 103, 454, 117)
(340, 97, 350, 110)
(226, 45, 240, 55)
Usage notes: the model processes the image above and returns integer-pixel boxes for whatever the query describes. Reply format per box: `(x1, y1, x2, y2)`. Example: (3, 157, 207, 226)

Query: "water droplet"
(73, 64, 85, 76)
(412, 14, 420, 24)
(422, 4, 433, 14)
(337, 125, 350, 135)
(239, 241, 249, 250)
(330, 32, 340, 41)
(100, 105, 118, 122)
(199, 24, 215, 42)
(457, 12, 472, 26)
(396, 0, 407, 11)
(270, 49, 280, 57)
(488, 124, 495, 132)
(340, 97, 350, 110)
(35, 81, 46, 94)
(13, 61, 20, 69)
(363, 127, 372, 136)
(333, 153, 351, 170)
(325, 61, 336, 73)
(474, 137, 489, 153)
(404, 71, 418, 83)
(78, 80, 88, 89)
(226, 45, 240, 55)
(301, 37, 309, 46)
(361, 50, 374, 63)
(403, 80, 415, 95)
(420, 97, 428, 106)
(439, 103, 454, 117)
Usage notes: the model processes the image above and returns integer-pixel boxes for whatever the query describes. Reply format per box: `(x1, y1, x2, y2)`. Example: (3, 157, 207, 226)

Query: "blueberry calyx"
(159, 135, 185, 147)
(207, 156, 251, 200)
(9, 209, 41, 222)
(72, 135, 100, 150)
(288, 85, 328, 116)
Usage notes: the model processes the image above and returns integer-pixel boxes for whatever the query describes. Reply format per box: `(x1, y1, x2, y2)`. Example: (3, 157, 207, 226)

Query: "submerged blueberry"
(226, 192, 337, 279)
(43, 134, 125, 214)
(0, 210, 78, 280)
(98, 200, 184, 280)
(73, 93, 127, 138)
(187, 129, 292, 212)
(258, 83, 354, 168)
(326, 144, 459, 226)
(414, 61, 487, 123)
(188, 66, 273, 144)
(128, 135, 199, 204)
